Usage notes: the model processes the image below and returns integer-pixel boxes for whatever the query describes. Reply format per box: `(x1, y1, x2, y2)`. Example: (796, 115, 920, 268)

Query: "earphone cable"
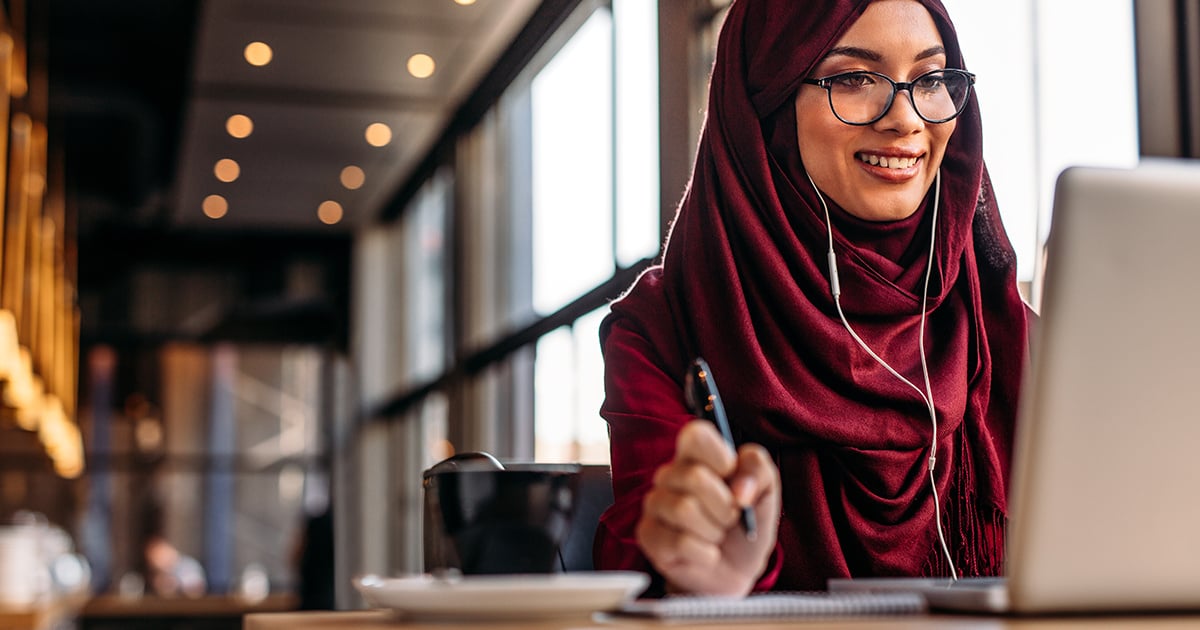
(808, 168, 959, 579)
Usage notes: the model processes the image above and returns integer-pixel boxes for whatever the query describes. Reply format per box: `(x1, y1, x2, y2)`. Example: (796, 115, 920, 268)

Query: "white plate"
(353, 571, 649, 620)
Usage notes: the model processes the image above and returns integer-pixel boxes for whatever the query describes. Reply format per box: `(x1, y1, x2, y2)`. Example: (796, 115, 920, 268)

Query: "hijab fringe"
(922, 426, 1006, 578)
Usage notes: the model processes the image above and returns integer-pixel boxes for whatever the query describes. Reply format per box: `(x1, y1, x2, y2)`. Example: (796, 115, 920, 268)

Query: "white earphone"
(806, 168, 960, 580)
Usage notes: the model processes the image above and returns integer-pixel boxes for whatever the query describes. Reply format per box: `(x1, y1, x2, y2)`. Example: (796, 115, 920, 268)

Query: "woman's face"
(795, 0, 956, 222)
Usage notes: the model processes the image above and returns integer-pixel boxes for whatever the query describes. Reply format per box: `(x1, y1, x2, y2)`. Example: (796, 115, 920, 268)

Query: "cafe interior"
(0, 0, 1195, 628)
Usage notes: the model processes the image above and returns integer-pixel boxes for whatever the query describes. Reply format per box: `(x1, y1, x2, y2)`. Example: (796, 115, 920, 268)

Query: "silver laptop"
(830, 159, 1200, 613)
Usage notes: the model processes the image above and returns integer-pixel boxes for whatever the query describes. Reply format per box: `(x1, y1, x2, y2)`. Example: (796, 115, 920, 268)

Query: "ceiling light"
(318, 201, 344, 225)
(407, 53, 436, 79)
(214, 158, 240, 182)
(454, 0, 477, 5)
(244, 42, 273, 67)
(340, 166, 365, 190)
(226, 114, 254, 138)
(364, 123, 392, 147)
(203, 195, 228, 219)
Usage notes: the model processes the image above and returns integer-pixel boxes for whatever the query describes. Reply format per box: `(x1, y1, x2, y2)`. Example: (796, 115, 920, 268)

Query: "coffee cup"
(423, 454, 580, 575)
(0, 524, 41, 606)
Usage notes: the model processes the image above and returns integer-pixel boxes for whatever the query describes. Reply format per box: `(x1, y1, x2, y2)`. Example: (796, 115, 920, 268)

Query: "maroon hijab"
(598, 0, 1029, 589)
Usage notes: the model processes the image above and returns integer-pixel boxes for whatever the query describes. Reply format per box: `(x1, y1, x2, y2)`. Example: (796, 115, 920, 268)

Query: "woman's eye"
(915, 72, 947, 89)
(830, 73, 874, 89)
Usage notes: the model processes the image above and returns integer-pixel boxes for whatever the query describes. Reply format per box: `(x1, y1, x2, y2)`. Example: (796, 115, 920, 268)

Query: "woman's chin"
(844, 199, 923, 222)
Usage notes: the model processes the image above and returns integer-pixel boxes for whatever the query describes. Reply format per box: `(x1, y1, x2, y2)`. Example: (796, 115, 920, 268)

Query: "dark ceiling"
(37, 0, 539, 348)
(47, 0, 198, 236)
(44, 0, 352, 348)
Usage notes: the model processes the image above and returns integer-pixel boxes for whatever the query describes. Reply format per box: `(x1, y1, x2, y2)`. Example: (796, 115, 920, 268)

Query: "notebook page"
(618, 591, 927, 619)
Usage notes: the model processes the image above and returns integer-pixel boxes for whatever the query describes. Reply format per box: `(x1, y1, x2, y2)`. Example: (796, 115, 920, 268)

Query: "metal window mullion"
(1183, 0, 1200, 157)
(609, 1, 620, 270)
(1134, 0, 1184, 157)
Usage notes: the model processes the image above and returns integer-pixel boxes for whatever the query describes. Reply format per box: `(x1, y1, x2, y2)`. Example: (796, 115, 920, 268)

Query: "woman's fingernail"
(733, 477, 757, 504)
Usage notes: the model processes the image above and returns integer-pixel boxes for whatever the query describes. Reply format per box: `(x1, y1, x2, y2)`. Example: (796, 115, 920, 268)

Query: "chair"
(558, 464, 614, 572)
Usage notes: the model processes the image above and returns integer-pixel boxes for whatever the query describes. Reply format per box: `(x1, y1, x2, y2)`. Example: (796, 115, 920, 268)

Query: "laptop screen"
(1006, 159, 1200, 612)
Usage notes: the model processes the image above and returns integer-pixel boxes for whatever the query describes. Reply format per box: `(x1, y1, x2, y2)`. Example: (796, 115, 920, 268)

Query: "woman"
(595, 0, 1030, 596)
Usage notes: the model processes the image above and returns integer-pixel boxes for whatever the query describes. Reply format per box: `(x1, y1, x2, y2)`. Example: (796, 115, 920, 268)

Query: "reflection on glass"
(76, 345, 332, 598)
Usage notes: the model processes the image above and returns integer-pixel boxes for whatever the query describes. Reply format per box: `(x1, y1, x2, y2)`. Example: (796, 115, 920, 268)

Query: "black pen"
(685, 357, 758, 541)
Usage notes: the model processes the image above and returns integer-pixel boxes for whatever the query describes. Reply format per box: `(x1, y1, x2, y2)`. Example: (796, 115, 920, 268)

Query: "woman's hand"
(635, 420, 781, 595)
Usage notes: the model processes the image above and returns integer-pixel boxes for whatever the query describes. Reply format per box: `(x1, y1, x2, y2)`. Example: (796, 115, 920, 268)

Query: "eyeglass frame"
(801, 68, 976, 126)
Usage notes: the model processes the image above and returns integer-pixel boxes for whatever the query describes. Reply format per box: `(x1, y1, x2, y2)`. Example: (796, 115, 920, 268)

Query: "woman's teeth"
(857, 154, 918, 169)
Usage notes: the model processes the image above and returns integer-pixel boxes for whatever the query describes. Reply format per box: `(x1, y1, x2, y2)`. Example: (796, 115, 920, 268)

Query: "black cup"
(423, 455, 580, 575)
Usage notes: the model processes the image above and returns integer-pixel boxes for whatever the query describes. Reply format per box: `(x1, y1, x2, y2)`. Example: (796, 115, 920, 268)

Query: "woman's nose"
(874, 89, 925, 134)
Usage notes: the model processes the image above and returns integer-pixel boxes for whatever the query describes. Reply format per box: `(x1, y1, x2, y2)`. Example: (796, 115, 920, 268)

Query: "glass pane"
(693, 3, 731, 144)
(570, 308, 610, 464)
(81, 343, 334, 599)
(534, 327, 574, 461)
(534, 307, 610, 464)
(403, 173, 449, 381)
(532, 10, 614, 314)
(940, 0, 1137, 286)
(422, 391, 452, 468)
(1030, 0, 1138, 250)
(614, 0, 661, 266)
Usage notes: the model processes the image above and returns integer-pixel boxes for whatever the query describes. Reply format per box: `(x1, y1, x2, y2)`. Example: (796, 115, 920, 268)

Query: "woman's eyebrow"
(824, 46, 881, 62)
(914, 45, 946, 61)
(822, 45, 947, 63)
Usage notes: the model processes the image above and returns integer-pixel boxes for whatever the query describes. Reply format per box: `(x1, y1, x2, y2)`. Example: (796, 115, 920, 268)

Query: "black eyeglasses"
(801, 68, 975, 126)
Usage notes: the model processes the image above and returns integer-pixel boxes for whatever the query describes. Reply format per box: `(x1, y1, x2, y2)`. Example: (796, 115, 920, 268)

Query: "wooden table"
(244, 610, 1200, 630)
(0, 604, 70, 630)
(80, 593, 296, 630)
(0, 594, 87, 630)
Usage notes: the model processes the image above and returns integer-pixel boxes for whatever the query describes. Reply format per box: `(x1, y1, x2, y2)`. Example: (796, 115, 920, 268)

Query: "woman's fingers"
(639, 420, 752, 552)
(731, 443, 780, 508)
(652, 460, 739, 523)
(635, 510, 721, 571)
(642, 482, 729, 544)
(636, 509, 758, 596)
(635, 421, 784, 595)
(674, 420, 738, 476)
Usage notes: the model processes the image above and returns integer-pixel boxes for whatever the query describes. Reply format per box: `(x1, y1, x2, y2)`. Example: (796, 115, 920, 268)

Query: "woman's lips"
(856, 151, 922, 182)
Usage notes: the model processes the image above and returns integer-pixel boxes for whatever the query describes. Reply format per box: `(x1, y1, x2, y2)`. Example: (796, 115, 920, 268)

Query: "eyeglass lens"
(828, 71, 971, 124)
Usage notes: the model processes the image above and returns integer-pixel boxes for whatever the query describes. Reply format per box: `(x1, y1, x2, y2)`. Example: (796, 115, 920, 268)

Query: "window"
(534, 308, 609, 463)
(531, 1, 660, 462)
(532, 10, 614, 315)
(938, 1, 1138, 294)
(80, 343, 333, 596)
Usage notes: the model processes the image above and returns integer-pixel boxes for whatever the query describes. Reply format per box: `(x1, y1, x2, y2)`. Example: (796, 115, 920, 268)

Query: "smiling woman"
(596, 0, 1030, 596)
(794, 1, 961, 222)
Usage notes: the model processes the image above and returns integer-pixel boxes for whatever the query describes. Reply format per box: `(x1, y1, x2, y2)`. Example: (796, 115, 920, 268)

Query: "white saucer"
(353, 571, 649, 620)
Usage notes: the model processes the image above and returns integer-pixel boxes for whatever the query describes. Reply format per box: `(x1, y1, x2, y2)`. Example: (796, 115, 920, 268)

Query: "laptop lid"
(1006, 159, 1200, 613)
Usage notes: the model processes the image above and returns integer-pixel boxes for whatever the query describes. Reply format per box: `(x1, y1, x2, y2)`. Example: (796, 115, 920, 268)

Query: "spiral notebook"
(618, 591, 926, 620)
